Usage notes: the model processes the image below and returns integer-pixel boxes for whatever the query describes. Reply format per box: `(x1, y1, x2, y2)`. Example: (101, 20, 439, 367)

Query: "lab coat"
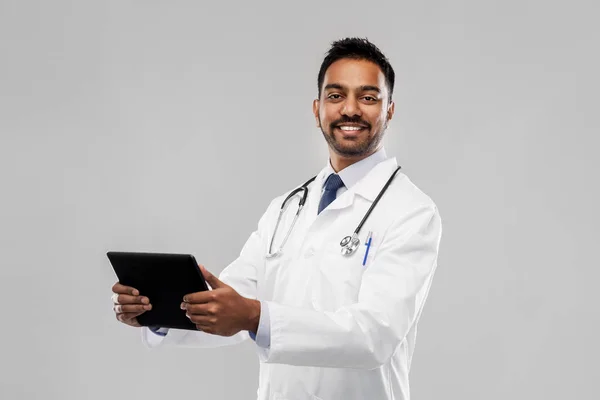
(141, 157, 442, 400)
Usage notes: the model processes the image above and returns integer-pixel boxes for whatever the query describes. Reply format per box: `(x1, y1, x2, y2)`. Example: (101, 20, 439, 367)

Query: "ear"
(384, 100, 395, 129)
(313, 99, 321, 127)
(387, 100, 395, 121)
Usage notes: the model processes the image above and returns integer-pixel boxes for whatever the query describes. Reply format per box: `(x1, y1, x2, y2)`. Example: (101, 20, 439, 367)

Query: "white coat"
(142, 156, 442, 400)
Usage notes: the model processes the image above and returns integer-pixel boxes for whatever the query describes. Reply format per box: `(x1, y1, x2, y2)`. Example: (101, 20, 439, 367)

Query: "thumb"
(199, 265, 226, 289)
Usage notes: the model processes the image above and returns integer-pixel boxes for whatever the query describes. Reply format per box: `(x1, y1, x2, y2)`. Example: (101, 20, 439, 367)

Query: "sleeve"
(252, 301, 271, 348)
(141, 198, 278, 349)
(255, 204, 442, 369)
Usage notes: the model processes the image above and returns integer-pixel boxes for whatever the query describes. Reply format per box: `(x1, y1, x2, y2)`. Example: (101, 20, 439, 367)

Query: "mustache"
(330, 116, 371, 129)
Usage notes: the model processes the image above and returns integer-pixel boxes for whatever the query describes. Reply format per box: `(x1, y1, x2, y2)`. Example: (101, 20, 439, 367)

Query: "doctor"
(112, 37, 442, 400)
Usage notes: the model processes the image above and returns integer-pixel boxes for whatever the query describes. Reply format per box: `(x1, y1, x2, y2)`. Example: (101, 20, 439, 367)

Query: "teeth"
(339, 126, 363, 131)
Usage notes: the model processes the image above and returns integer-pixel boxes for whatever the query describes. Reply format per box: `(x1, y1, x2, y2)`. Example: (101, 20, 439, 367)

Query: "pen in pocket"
(362, 231, 373, 266)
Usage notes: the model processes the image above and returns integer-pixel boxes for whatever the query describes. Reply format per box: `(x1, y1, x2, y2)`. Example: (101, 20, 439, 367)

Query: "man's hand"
(112, 283, 152, 327)
(181, 265, 261, 336)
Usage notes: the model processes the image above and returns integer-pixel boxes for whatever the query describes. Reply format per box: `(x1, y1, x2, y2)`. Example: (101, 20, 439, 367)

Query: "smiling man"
(112, 37, 442, 400)
(315, 54, 394, 169)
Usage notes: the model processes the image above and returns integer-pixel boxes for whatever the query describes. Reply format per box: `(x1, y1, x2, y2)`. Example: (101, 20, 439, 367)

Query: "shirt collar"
(322, 146, 388, 191)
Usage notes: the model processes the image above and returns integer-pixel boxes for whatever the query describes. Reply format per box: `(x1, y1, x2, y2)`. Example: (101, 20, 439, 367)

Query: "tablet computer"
(107, 251, 209, 331)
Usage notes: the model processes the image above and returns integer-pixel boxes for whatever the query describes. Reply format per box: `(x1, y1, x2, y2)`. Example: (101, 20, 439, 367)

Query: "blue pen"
(362, 231, 373, 266)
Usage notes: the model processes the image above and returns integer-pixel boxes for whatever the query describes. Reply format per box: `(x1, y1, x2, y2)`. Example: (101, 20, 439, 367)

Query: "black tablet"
(107, 251, 208, 331)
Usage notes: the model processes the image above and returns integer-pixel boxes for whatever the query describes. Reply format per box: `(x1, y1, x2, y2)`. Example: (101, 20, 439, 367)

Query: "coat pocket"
(311, 248, 366, 310)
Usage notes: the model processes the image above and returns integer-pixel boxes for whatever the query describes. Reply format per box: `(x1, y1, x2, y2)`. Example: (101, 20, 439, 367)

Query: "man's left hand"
(181, 265, 261, 337)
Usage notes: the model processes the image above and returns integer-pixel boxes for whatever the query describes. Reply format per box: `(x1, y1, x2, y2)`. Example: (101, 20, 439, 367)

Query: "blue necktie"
(318, 173, 345, 214)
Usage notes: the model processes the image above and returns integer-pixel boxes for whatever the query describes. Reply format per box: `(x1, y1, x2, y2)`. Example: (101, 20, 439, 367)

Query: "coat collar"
(322, 147, 388, 191)
(309, 156, 401, 214)
(351, 157, 401, 202)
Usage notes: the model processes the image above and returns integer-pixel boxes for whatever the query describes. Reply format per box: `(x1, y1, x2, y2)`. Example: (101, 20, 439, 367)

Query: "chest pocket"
(312, 236, 372, 311)
(313, 226, 390, 311)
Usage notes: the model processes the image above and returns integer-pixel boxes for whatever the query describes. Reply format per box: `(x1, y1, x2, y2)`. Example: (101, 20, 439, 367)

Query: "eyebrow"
(324, 83, 381, 93)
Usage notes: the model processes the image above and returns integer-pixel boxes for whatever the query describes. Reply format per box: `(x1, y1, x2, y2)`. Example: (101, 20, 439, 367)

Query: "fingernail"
(141, 297, 149, 304)
(144, 305, 151, 310)
(180, 302, 186, 310)
(132, 289, 139, 296)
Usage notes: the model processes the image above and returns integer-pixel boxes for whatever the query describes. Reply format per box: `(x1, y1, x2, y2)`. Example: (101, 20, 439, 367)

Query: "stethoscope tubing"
(266, 166, 401, 258)
(351, 165, 401, 237)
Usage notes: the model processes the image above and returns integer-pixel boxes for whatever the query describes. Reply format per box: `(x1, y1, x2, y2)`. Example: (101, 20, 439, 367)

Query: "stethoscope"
(266, 165, 401, 258)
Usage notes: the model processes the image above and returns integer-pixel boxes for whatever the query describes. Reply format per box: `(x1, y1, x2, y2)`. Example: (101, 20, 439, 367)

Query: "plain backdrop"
(1, 0, 598, 399)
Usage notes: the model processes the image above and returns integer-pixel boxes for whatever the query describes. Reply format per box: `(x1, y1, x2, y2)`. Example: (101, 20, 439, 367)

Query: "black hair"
(317, 37, 395, 100)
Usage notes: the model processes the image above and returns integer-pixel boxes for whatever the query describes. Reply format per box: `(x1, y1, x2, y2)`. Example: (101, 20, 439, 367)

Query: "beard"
(319, 115, 386, 157)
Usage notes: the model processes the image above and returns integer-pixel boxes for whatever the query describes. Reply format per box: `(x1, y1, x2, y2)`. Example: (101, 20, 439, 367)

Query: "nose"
(341, 96, 362, 117)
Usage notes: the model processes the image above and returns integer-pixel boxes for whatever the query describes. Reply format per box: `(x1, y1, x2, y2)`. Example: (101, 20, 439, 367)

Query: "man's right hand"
(112, 282, 152, 327)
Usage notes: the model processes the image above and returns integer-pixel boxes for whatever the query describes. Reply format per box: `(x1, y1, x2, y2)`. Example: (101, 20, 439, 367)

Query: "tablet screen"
(107, 251, 208, 330)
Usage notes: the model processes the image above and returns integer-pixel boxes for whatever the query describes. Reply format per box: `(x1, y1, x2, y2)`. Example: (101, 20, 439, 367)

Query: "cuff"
(249, 301, 271, 348)
(149, 326, 169, 336)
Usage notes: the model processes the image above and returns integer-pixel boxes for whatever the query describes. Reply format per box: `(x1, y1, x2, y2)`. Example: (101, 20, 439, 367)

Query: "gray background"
(0, 0, 598, 399)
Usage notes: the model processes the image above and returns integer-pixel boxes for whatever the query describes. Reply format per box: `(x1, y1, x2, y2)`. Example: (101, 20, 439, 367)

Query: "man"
(112, 37, 442, 400)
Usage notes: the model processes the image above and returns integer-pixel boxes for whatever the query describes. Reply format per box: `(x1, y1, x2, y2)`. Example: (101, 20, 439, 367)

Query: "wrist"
(245, 299, 261, 334)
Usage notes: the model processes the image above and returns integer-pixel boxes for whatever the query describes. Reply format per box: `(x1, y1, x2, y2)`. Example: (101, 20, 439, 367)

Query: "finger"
(187, 314, 216, 325)
(116, 312, 142, 325)
(113, 294, 150, 305)
(194, 323, 218, 334)
(112, 282, 139, 296)
(183, 290, 215, 304)
(114, 304, 152, 314)
(183, 303, 214, 316)
(199, 265, 227, 290)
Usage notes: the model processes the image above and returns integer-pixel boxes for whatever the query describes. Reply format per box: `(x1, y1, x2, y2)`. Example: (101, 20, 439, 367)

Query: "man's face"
(313, 58, 394, 158)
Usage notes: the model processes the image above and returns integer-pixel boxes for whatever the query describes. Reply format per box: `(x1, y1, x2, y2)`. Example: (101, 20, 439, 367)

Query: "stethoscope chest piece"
(340, 234, 361, 256)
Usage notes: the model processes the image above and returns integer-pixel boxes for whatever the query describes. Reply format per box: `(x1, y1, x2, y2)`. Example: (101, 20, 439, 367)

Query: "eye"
(327, 93, 342, 100)
(362, 96, 377, 102)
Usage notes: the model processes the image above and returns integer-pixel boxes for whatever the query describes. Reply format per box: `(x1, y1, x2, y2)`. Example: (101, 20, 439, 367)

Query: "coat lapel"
(323, 157, 399, 212)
